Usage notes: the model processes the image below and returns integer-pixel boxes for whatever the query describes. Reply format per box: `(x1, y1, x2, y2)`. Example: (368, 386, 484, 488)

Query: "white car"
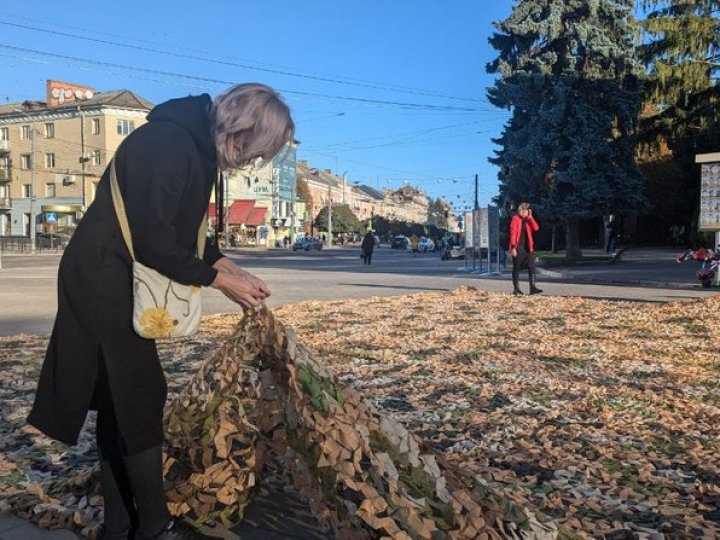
(408, 237, 435, 252)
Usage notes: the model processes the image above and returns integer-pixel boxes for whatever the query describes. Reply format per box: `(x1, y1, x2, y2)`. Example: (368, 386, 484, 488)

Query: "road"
(0, 245, 716, 336)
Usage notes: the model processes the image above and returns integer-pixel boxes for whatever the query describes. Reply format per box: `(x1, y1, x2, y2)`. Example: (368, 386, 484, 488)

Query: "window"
(91, 181, 98, 201)
(116, 119, 135, 135)
(22, 184, 31, 198)
(0, 185, 8, 198)
(20, 154, 32, 169)
(92, 118, 101, 135)
(44, 123, 55, 139)
(21, 125, 31, 140)
(91, 149, 102, 166)
(44, 153, 55, 168)
(0, 127, 8, 141)
(45, 183, 56, 198)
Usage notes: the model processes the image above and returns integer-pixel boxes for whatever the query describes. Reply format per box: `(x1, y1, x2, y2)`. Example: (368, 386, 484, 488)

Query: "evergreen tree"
(488, 0, 646, 256)
(639, 1, 719, 243)
(641, 0, 719, 109)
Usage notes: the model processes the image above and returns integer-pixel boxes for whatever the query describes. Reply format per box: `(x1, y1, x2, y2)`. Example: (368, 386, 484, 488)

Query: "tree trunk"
(551, 224, 558, 254)
(565, 217, 582, 258)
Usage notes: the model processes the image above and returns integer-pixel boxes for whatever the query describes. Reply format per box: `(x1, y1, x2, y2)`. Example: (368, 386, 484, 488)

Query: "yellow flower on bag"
(139, 307, 176, 338)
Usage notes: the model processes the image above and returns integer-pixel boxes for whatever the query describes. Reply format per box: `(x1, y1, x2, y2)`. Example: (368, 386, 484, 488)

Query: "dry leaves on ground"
(0, 288, 718, 539)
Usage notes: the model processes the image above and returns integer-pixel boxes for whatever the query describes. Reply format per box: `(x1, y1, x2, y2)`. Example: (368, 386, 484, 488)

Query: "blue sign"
(46, 212, 57, 224)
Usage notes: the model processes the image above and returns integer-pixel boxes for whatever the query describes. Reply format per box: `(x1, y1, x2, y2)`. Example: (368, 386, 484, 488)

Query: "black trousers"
(512, 247, 535, 281)
(94, 352, 170, 537)
(364, 251, 373, 264)
(605, 233, 616, 254)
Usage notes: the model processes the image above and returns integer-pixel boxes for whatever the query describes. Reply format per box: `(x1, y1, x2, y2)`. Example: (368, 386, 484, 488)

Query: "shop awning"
(228, 200, 255, 224)
(245, 207, 268, 227)
(208, 201, 267, 226)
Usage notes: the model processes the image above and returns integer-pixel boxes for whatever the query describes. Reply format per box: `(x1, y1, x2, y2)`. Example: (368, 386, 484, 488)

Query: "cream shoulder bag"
(109, 159, 207, 339)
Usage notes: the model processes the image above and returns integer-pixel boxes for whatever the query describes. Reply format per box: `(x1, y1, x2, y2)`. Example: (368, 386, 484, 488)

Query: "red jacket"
(509, 215, 540, 252)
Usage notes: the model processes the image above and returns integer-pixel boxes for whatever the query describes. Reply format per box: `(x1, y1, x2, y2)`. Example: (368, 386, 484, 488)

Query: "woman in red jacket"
(509, 202, 542, 295)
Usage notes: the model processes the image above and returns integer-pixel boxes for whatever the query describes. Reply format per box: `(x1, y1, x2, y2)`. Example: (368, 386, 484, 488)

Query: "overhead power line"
(0, 19, 487, 104)
(0, 44, 492, 113)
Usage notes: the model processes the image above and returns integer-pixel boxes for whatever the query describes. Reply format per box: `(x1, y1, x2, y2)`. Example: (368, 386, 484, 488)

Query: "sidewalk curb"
(536, 268, 705, 291)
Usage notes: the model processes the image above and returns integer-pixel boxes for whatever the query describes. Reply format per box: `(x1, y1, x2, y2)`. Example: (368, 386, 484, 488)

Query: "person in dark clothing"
(27, 84, 294, 540)
(361, 231, 376, 264)
(508, 202, 542, 296)
(604, 214, 619, 254)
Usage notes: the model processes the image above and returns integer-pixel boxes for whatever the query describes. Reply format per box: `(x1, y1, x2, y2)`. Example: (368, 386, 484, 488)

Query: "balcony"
(0, 167, 10, 182)
(0, 140, 9, 154)
(0, 197, 10, 210)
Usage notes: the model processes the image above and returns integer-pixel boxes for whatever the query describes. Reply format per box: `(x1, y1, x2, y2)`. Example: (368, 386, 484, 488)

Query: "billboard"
(273, 144, 297, 203)
(478, 206, 500, 248)
(700, 163, 720, 231)
(464, 212, 474, 248)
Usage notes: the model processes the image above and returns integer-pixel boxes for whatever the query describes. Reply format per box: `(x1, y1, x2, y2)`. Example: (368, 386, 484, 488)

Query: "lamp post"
(73, 90, 94, 211)
(326, 183, 332, 248)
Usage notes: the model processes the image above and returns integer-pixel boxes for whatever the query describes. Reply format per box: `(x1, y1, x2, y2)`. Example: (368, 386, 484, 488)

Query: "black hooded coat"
(27, 95, 224, 454)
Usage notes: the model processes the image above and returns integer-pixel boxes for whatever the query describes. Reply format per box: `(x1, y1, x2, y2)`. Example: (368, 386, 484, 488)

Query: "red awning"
(228, 200, 255, 224)
(245, 207, 267, 227)
(208, 201, 266, 226)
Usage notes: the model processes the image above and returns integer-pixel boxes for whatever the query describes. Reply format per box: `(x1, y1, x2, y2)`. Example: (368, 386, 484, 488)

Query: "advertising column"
(696, 153, 720, 285)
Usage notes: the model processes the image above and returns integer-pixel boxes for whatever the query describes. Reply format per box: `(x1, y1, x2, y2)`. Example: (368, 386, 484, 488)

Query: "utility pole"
(474, 174, 479, 210)
(223, 170, 230, 247)
(30, 127, 36, 254)
(290, 173, 296, 242)
(326, 184, 332, 248)
(79, 105, 88, 209)
(341, 171, 347, 204)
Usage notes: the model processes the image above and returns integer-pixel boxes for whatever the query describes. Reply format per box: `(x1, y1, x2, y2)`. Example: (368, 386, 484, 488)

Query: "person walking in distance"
(509, 203, 542, 296)
(604, 213, 619, 254)
(27, 83, 294, 540)
(361, 230, 376, 265)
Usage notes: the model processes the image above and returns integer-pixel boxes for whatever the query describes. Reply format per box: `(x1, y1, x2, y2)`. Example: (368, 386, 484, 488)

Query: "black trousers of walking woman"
(512, 246, 535, 282)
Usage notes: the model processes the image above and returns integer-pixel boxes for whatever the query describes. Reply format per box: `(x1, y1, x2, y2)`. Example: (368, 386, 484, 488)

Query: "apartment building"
(0, 80, 151, 236)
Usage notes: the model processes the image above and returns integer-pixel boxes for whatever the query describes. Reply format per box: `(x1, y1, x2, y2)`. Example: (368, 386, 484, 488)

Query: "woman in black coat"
(27, 84, 294, 540)
(361, 231, 376, 264)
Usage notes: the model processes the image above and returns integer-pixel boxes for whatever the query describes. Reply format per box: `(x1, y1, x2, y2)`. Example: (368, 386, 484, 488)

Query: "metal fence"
(0, 236, 66, 253)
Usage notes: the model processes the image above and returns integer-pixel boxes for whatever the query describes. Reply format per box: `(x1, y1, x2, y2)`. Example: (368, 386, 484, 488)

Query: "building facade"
(0, 80, 151, 236)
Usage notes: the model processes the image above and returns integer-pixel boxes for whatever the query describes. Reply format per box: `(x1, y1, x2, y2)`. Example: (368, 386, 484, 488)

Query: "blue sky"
(1, 1, 519, 210)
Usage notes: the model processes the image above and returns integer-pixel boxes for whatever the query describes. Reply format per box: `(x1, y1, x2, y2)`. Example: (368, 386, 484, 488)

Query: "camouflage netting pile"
(164, 306, 558, 539)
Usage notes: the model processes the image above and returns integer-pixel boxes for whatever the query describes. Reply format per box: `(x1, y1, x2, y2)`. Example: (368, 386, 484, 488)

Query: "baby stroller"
(676, 247, 720, 288)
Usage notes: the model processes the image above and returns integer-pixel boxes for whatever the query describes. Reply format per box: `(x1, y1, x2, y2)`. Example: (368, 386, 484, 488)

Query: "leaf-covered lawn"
(0, 288, 718, 538)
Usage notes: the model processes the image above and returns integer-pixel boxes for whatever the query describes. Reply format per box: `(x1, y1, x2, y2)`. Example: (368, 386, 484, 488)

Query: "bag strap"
(109, 159, 207, 261)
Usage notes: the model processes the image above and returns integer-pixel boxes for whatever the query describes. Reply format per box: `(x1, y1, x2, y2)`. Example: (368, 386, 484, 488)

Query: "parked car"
(418, 237, 435, 252)
(36, 232, 70, 249)
(391, 235, 409, 249)
(292, 237, 323, 251)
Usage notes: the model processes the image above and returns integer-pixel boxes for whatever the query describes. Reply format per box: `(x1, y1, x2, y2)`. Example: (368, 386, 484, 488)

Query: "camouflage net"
(164, 306, 558, 539)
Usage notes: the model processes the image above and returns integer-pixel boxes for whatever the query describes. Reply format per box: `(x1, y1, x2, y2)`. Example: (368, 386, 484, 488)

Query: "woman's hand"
(511, 248, 517, 258)
(211, 258, 271, 308)
(213, 257, 271, 299)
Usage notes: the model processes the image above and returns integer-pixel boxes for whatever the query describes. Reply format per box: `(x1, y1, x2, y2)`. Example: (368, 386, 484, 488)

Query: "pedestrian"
(27, 83, 294, 540)
(410, 234, 419, 257)
(604, 214, 619, 254)
(361, 230, 375, 265)
(509, 202, 542, 296)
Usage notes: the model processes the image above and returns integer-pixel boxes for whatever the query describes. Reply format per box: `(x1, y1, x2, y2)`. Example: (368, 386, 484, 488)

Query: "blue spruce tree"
(488, 0, 646, 256)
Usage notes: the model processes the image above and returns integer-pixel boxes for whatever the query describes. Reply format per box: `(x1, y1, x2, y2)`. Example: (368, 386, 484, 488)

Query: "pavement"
(0, 243, 718, 539)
